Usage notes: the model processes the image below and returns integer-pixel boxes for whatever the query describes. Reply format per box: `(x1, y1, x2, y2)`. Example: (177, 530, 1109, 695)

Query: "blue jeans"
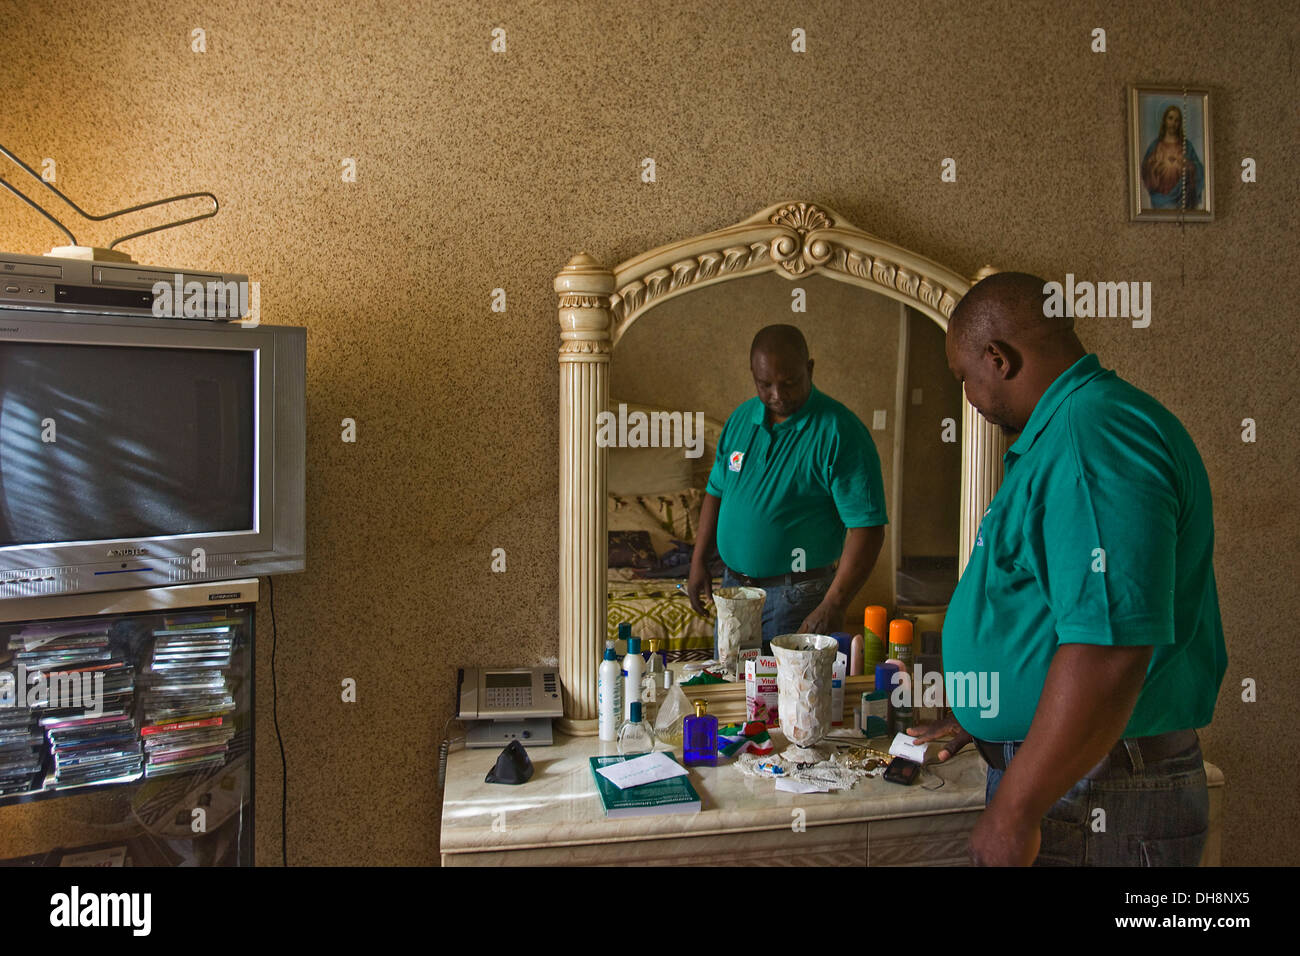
(718, 569, 831, 655)
(984, 736, 1209, 866)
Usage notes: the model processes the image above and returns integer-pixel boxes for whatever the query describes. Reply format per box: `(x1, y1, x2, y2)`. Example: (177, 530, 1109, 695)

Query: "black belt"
(974, 729, 1198, 778)
(726, 564, 835, 588)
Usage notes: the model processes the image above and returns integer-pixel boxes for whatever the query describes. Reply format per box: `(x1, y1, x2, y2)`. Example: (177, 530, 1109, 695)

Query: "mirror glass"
(605, 271, 961, 656)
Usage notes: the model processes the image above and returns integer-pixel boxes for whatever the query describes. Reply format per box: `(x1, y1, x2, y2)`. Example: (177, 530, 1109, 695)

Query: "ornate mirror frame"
(554, 200, 1006, 734)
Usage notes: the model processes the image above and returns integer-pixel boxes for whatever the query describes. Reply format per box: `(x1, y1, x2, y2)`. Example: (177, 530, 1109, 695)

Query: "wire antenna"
(0, 143, 219, 256)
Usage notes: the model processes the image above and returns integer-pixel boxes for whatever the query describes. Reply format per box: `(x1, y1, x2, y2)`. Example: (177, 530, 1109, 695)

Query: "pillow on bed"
(608, 530, 659, 569)
(608, 445, 697, 497)
(608, 488, 705, 555)
(608, 442, 718, 495)
(608, 495, 674, 555)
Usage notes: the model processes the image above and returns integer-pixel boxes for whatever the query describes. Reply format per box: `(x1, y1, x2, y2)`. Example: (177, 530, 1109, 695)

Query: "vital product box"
(745, 656, 779, 726)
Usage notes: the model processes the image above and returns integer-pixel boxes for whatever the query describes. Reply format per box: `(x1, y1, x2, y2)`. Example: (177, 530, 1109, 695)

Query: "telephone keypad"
(485, 688, 533, 710)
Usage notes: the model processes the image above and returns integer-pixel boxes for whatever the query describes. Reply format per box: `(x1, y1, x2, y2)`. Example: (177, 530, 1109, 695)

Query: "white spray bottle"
(598, 638, 622, 742)
(623, 631, 644, 722)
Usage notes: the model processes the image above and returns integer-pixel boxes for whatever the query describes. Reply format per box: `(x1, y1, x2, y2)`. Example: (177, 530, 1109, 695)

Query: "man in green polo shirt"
(687, 324, 887, 650)
(910, 271, 1227, 867)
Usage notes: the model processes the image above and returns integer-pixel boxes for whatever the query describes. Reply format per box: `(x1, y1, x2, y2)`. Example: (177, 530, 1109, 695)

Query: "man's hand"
(965, 643, 1153, 867)
(686, 559, 713, 617)
(905, 715, 973, 762)
(809, 526, 884, 636)
(903, 716, 1038, 863)
(969, 803, 1041, 866)
(797, 597, 844, 635)
(687, 494, 721, 617)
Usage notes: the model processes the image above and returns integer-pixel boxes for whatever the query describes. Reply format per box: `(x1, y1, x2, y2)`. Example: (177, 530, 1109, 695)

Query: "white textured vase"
(770, 633, 839, 747)
(712, 586, 766, 679)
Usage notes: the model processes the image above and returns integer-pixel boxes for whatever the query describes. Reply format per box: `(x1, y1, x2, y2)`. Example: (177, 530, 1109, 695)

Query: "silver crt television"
(0, 292, 305, 600)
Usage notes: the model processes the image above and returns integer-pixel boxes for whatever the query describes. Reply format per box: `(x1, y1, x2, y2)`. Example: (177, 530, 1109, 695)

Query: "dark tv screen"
(0, 342, 255, 547)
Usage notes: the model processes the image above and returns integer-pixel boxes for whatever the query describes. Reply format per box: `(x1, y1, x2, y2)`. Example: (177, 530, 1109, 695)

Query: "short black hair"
(949, 271, 1073, 354)
(750, 324, 809, 363)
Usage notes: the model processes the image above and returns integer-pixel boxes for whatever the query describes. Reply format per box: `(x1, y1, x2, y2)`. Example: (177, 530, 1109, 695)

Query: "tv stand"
(0, 579, 256, 867)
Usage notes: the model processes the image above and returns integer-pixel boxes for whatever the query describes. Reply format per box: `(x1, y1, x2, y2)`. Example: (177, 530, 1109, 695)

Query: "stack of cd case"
(138, 617, 238, 778)
(1, 632, 44, 795)
(9, 621, 143, 790)
(0, 704, 43, 796)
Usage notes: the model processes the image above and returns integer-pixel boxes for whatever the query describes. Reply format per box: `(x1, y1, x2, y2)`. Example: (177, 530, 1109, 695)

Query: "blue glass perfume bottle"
(682, 699, 718, 766)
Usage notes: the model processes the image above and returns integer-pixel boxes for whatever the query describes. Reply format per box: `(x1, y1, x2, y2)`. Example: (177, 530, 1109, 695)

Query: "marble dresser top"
(440, 730, 987, 857)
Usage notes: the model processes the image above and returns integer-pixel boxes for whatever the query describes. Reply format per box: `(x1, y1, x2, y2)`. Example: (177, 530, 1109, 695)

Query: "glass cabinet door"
(0, 600, 253, 866)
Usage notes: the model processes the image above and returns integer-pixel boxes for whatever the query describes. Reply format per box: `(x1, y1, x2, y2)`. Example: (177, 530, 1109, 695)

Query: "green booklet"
(589, 753, 702, 818)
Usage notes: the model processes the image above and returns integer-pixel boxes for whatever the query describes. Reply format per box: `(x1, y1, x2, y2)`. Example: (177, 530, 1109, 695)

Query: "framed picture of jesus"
(1128, 85, 1214, 222)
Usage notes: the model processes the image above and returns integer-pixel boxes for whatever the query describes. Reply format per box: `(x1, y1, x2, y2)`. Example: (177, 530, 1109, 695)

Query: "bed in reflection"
(605, 405, 722, 658)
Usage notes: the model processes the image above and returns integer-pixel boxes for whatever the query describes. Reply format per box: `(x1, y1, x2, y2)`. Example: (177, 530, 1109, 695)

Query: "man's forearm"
(987, 642, 1153, 820)
(823, 525, 884, 610)
(691, 493, 721, 567)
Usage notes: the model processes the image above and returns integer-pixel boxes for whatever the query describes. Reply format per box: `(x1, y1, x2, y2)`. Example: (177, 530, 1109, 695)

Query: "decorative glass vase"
(770, 633, 840, 747)
(712, 586, 766, 679)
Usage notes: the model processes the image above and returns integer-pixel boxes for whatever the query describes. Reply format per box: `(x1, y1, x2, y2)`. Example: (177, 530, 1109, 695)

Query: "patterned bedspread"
(606, 569, 718, 656)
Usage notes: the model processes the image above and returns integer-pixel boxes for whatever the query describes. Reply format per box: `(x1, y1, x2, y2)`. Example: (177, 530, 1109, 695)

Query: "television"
(0, 307, 305, 599)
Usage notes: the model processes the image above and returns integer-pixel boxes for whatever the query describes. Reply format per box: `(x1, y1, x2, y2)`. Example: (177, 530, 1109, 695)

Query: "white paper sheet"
(888, 732, 929, 765)
(596, 751, 689, 790)
(774, 777, 830, 793)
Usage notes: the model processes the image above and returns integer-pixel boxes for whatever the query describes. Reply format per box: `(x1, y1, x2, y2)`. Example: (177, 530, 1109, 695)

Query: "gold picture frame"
(1128, 84, 1214, 222)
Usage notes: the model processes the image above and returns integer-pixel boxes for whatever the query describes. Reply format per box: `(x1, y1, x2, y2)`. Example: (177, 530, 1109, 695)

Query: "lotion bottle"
(868, 661, 899, 738)
(849, 633, 864, 676)
(623, 631, 644, 721)
(598, 639, 622, 741)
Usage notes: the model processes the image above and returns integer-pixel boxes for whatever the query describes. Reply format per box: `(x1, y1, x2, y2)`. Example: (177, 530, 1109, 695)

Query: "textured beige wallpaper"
(0, 0, 1295, 866)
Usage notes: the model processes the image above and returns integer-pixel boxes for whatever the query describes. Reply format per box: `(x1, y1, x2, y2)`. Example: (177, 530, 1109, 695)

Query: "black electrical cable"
(437, 715, 456, 790)
(438, 672, 464, 790)
(267, 575, 287, 867)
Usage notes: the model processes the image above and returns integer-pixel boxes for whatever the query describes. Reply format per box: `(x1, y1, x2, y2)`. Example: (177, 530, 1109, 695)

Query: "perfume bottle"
(642, 638, 666, 725)
(682, 699, 718, 766)
(617, 701, 657, 756)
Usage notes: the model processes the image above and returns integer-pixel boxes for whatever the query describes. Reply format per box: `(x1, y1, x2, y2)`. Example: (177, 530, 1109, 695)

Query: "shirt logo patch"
(728, 451, 744, 472)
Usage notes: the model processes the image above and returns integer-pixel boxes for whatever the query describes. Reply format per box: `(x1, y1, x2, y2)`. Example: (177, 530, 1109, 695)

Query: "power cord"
(267, 575, 288, 867)
(437, 715, 459, 790)
(438, 671, 466, 790)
